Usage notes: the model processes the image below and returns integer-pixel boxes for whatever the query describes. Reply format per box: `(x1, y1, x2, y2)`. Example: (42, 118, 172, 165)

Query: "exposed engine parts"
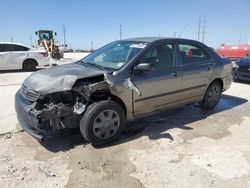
(73, 102, 86, 114)
(25, 74, 114, 133)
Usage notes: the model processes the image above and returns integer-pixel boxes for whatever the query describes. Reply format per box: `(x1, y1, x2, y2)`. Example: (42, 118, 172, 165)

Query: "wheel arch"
(89, 91, 127, 119)
(22, 58, 38, 68)
(109, 94, 127, 119)
(209, 78, 224, 90)
(202, 78, 223, 101)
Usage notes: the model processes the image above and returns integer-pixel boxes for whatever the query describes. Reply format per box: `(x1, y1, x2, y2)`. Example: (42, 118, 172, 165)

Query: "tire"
(80, 100, 125, 146)
(201, 81, 222, 110)
(52, 51, 61, 60)
(23, 59, 37, 71)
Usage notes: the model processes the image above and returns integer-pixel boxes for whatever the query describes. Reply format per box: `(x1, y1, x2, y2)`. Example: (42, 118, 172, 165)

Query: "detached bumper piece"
(15, 90, 73, 141)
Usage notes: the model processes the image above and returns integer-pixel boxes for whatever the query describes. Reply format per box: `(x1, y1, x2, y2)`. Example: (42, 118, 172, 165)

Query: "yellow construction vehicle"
(35, 30, 62, 59)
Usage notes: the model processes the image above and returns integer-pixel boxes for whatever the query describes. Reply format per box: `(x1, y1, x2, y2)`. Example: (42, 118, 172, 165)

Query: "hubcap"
(208, 85, 220, 106)
(93, 109, 120, 140)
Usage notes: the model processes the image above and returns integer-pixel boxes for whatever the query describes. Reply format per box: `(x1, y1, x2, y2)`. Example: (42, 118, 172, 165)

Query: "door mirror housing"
(134, 63, 153, 72)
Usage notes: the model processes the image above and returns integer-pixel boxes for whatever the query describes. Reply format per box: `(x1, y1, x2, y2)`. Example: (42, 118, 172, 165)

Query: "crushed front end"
(15, 86, 82, 141)
(15, 74, 110, 141)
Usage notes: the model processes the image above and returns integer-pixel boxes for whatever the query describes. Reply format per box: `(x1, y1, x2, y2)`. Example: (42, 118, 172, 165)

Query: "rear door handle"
(171, 71, 180, 77)
(207, 65, 214, 70)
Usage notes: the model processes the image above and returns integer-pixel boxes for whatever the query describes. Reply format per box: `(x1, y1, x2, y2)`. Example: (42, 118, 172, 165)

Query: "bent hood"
(23, 62, 106, 95)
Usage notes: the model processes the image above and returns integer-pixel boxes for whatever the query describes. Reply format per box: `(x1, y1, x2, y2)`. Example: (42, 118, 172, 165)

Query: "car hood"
(23, 62, 107, 95)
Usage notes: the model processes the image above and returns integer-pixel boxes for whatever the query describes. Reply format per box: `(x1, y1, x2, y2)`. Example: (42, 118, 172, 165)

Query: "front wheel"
(80, 100, 125, 146)
(23, 60, 37, 71)
(201, 81, 222, 110)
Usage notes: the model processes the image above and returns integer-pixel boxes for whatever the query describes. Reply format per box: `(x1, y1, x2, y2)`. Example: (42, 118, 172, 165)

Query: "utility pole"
(202, 16, 206, 43)
(173, 32, 177, 38)
(119, 24, 122, 40)
(197, 15, 202, 41)
(63, 24, 66, 50)
(238, 33, 242, 45)
(30, 35, 33, 47)
(10, 36, 13, 42)
(91, 41, 93, 51)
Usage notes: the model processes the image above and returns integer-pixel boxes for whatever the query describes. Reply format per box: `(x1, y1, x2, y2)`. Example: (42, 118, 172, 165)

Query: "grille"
(238, 66, 250, 73)
(20, 84, 40, 102)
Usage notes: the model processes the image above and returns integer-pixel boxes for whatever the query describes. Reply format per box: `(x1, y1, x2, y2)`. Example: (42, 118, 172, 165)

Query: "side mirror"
(55, 32, 57, 36)
(35, 31, 38, 35)
(134, 63, 153, 72)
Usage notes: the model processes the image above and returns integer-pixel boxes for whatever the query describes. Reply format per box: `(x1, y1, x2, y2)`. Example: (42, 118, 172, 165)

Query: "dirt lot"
(0, 61, 250, 188)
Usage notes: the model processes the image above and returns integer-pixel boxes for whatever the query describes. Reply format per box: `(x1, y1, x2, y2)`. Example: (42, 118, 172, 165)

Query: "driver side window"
(140, 43, 175, 69)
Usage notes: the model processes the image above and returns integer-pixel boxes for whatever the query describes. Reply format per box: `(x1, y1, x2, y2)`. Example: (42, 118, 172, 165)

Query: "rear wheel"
(23, 59, 37, 71)
(201, 81, 222, 110)
(80, 100, 125, 146)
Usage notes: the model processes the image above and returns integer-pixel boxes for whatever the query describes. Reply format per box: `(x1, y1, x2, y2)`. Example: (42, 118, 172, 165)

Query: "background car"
(232, 56, 250, 82)
(0, 42, 50, 71)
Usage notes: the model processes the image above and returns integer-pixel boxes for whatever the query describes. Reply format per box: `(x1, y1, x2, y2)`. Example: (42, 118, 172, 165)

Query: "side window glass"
(2, 44, 7, 52)
(0, 44, 3, 52)
(20, 46, 29, 51)
(179, 44, 208, 64)
(3, 44, 21, 52)
(140, 43, 175, 69)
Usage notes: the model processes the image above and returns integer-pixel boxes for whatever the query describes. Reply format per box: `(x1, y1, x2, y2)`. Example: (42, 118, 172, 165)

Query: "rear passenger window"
(0, 44, 3, 52)
(19, 46, 29, 51)
(2, 44, 28, 52)
(179, 44, 209, 65)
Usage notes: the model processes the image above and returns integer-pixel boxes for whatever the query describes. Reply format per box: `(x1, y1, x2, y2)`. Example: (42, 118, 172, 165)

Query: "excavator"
(35, 30, 62, 59)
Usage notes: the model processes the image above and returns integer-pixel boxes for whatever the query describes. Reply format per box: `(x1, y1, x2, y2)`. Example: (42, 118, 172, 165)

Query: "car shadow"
(40, 94, 248, 152)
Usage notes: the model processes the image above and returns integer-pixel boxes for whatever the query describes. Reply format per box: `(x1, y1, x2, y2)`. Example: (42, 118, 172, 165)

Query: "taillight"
(39, 52, 48, 57)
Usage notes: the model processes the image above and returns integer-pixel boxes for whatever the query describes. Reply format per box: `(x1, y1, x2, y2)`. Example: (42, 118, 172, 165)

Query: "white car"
(0, 42, 50, 71)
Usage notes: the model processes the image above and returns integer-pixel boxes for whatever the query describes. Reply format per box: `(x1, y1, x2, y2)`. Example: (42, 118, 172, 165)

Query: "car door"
(0, 44, 6, 69)
(0, 44, 12, 70)
(131, 42, 181, 116)
(1, 44, 27, 70)
(178, 43, 215, 103)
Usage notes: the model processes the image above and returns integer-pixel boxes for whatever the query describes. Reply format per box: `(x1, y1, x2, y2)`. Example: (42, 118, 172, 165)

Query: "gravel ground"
(0, 62, 250, 188)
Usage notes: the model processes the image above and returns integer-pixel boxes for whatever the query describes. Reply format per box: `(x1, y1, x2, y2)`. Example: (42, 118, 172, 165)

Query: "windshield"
(82, 41, 148, 70)
(39, 31, 53, 40)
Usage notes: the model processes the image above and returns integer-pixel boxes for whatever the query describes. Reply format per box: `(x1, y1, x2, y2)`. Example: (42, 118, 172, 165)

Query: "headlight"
(232, 62, 239, 69)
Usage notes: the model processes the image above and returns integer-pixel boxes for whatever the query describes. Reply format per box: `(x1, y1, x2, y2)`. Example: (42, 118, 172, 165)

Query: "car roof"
(121, 37, 202, 44)
(0, 42, 30, 48)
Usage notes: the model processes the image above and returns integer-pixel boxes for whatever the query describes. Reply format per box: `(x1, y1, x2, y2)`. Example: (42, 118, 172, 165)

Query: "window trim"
(177, 42, 211, 66)
(1, 44, 29, 52)
(137, 42, 177, 70)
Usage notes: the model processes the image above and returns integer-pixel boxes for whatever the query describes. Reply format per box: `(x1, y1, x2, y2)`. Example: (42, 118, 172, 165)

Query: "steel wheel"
(201, 81, 222, 110)
(207, 84, 220, 106)
(93, 109, 120, 140)
(80, 100, 126, 146)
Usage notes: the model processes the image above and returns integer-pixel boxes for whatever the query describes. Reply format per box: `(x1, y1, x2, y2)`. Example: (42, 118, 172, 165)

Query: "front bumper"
(15, 90, 53, 141)
(232, 68, 250, 82)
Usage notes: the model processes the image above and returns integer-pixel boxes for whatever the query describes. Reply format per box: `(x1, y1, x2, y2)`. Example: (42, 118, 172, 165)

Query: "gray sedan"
(15, 37, 232, 146)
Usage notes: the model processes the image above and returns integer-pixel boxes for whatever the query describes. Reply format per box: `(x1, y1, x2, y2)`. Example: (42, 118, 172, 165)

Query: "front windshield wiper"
(81, 61, 105, 70)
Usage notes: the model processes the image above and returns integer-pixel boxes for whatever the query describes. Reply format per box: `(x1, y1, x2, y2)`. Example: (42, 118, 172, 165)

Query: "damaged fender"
(123, 78, 141, 96)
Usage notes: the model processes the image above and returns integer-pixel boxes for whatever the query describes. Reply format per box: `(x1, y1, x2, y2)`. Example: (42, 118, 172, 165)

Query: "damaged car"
(15, 37, 232, 146)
